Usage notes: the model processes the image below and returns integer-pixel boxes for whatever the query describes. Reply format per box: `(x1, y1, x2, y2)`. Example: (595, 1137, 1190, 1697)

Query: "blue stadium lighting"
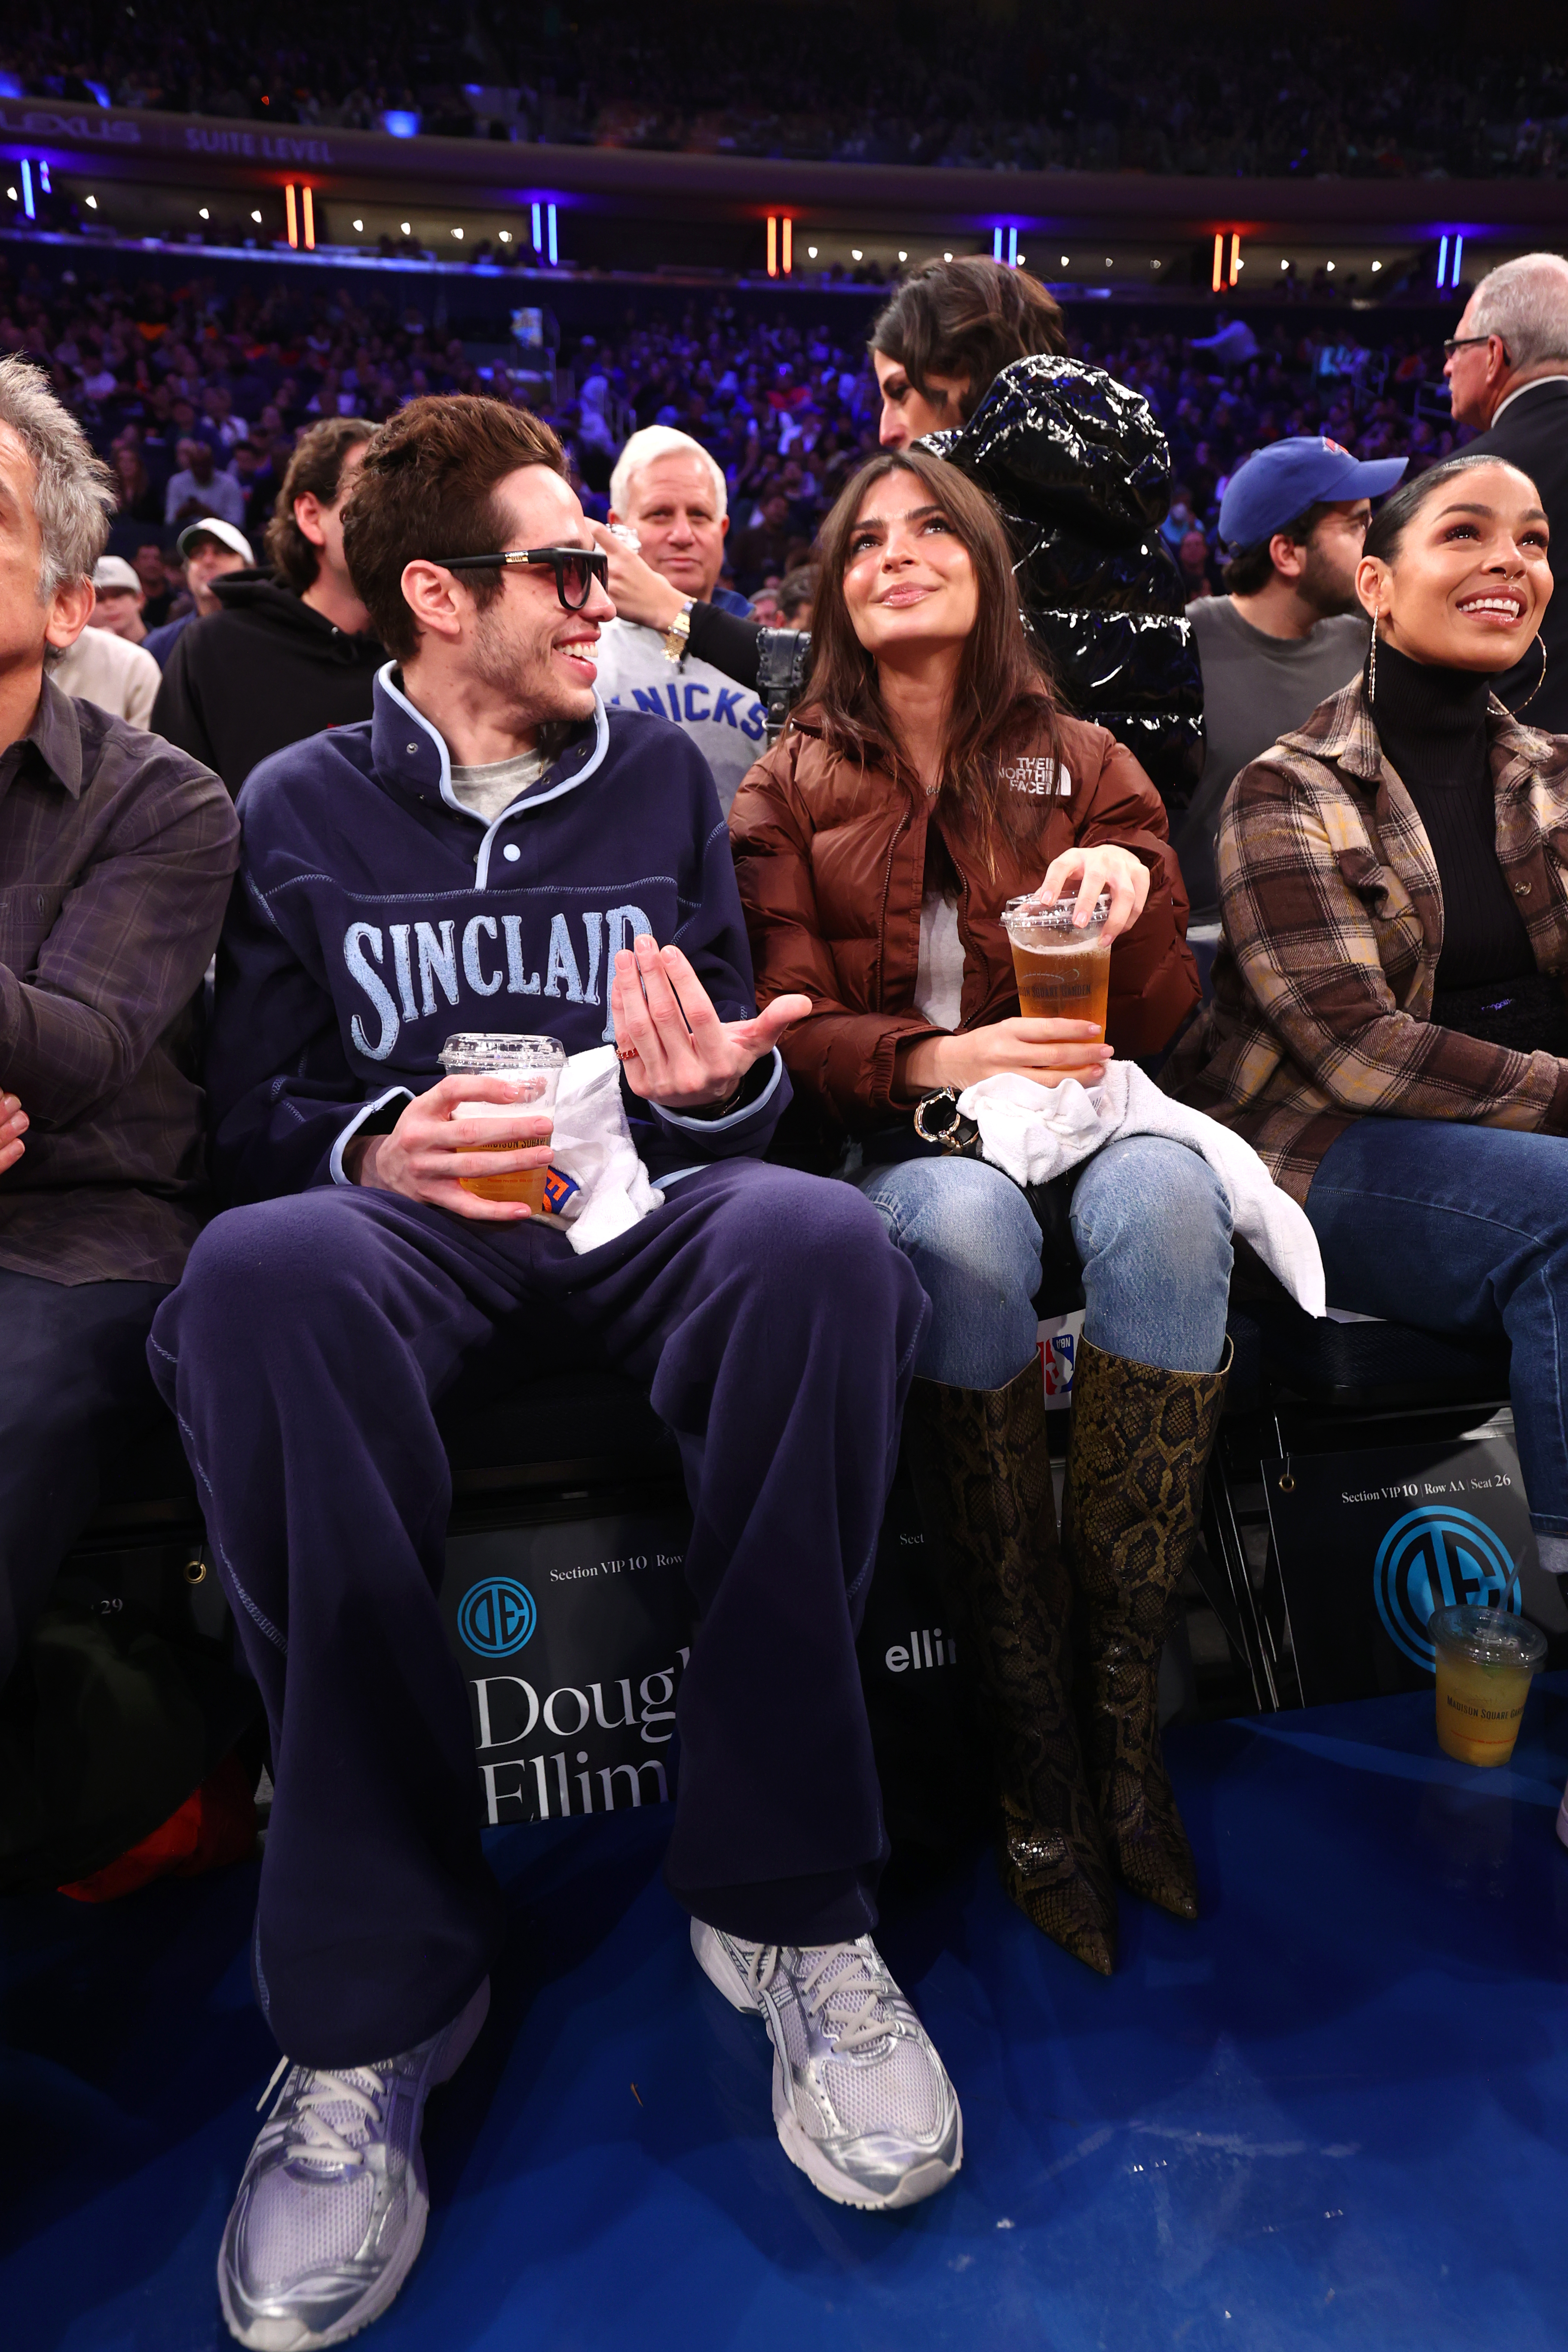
(992, 227, 1003, 262)
(1453, 233, 1464, 285)
(1007, 227, 1018, 267)
(19, 159, 33, 220)
(382, 110, 420, 139)
(547, 204, 558, 266)
(532, 201, 543, 253)
(1437, 233, 1449, 288)
(38, 161, 50, 194)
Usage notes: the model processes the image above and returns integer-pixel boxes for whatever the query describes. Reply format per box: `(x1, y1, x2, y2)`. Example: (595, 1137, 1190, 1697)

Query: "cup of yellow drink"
(1429, 1603, 1545, 1767)
(1001, 890, 1113, 1040)
(437, 1032, 565, 1208)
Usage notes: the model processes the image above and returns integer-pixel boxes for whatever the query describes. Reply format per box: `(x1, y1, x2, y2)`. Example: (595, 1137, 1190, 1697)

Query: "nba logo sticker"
(1373, 1506, 1520, 1672)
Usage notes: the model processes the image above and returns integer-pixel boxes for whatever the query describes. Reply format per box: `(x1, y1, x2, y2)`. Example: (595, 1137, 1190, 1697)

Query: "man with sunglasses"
(1445, 251, 1568, 733)
(151, 395, 961, 2349)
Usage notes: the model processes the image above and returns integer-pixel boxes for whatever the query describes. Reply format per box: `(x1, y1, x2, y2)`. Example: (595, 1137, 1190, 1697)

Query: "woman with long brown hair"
(730, 449, 1231, 1977)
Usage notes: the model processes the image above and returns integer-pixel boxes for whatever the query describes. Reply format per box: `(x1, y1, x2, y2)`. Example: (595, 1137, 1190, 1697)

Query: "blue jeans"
(850, 1139, 1234, 1387)
(1307, 1118, 1568, 1536)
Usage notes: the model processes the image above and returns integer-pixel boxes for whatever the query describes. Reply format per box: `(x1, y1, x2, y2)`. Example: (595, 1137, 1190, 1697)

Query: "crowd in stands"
(8, 229, 1568, 2346)
(0, 245, 1475, 631)
(5, 1, 1568, 179)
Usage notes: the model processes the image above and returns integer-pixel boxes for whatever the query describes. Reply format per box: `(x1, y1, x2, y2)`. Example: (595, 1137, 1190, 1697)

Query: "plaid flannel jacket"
(0, 676, 238, 1284)
(1172, 674, 1568, 1204)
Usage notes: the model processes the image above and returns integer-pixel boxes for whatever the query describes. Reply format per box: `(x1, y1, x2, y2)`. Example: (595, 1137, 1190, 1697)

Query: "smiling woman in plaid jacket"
(1178, 450, 1568, 1578)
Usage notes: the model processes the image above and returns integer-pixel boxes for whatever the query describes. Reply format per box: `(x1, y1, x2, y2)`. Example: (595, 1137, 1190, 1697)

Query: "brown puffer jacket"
(729, 707, 1198, 1140)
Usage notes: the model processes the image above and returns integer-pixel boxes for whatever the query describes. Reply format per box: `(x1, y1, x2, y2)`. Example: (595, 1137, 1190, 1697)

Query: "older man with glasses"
(1445, 250, 1568, 732)
(150, 394, 961, 2349)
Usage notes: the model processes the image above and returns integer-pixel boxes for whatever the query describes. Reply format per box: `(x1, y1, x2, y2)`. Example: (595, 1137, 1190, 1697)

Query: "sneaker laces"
(257, 2053, 388, 2172)
(747, 1942, 896, 2055)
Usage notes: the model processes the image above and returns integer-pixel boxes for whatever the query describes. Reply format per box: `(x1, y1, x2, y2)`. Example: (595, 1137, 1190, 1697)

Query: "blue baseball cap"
(1219, 436, 1408, 552)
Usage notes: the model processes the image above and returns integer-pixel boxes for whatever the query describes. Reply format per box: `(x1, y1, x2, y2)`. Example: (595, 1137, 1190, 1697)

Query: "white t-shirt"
(55, 627, 162, 730)
(448, 745, 548, 823)
(593, 616, 768, 816)
(914, 893, 965, 1031)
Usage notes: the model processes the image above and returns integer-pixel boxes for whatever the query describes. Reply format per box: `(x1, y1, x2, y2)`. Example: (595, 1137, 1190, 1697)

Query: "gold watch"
(661, 599, 695, 662)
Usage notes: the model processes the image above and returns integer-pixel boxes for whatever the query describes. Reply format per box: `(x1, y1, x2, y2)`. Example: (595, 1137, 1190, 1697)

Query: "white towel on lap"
(546, 1044, 665, 1256)
(956, 1061, 1325, 1316)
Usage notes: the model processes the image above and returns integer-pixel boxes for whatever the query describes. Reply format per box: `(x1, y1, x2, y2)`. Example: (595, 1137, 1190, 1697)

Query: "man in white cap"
(86, 554, 150, 645)
(54, 555, 162, 727)
(143, 518, 253, 670)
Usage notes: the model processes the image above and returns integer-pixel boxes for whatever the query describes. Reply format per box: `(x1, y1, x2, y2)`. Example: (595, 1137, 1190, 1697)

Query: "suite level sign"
(1262, 1431, 1568, 1709)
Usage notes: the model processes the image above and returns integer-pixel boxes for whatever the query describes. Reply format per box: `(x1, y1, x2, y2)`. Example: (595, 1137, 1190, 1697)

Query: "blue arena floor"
(6, 1678, 1568, 2352)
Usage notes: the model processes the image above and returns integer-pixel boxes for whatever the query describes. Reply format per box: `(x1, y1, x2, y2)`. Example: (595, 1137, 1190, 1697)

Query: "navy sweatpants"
(148, 1160, 928, 2065)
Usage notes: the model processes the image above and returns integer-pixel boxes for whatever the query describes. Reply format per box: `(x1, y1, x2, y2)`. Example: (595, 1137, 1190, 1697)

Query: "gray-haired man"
(0, 355, 238, 1688)
(1446, 250, 1568, 732)
(588, 425, 769, 813)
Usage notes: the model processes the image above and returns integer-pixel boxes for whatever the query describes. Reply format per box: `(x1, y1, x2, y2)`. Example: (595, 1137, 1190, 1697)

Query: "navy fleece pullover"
(207, 665, 788, 1204)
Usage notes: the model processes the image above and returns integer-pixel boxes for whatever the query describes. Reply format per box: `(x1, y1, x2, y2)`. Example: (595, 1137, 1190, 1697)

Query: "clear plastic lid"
(1002, 889, 1113, 937)
(438, 1033, 566, 1072)
(1428, 1603, 1547, 1672)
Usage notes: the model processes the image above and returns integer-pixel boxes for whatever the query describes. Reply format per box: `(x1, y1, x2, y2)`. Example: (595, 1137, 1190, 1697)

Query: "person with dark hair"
(151, 416, 382, 793)
(867, 257, 1069, 447)
(866, 258, 1203, 806)
(777, 566, 819, 627)
(1173, 436, 1405, 920)
(152, 395, 962, 2349)
(1177, 450, 1568, 1577)
(731, 449, 1230, 1981)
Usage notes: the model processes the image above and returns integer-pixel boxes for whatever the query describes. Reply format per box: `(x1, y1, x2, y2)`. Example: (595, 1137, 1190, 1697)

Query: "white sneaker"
(217, 1978, 489, 2349)
(692, 1920, 962, 2211)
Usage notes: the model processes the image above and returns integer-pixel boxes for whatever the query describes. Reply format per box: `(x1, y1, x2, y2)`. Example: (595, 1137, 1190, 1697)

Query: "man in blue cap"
(1173, 436, 1406, 924)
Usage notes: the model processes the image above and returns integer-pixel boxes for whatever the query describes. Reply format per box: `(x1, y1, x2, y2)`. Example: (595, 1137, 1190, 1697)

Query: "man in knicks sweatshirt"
(150, 395, 961, 2352)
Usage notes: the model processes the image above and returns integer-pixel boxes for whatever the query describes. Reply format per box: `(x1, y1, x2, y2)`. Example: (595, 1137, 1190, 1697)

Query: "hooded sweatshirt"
(150, 567, 385, 795)
(207, 665, 788, 1205)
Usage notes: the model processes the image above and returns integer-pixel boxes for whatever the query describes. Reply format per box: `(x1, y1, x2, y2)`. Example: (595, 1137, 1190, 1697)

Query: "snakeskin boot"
(906, 1362, 1118, 1976)
(1063, 1336, 1231, 1921)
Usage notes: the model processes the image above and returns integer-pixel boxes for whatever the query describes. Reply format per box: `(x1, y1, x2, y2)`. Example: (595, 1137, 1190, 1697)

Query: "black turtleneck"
(1372, 638, 1534, 992)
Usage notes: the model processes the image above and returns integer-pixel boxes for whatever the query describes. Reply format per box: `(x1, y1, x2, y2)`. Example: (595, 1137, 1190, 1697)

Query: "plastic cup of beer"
(1429, 1603, 1546, 1767)
(1002, 889, 1114, 1039)
(437, 1033, 565, 1210)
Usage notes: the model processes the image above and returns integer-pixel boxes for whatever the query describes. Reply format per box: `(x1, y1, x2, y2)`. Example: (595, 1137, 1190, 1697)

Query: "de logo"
(457, 1577, 538, 1659)
(1372, 1505, 1519, 1672)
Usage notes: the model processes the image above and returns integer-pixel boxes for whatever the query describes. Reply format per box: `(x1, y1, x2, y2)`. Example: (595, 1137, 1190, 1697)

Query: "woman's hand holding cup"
(897, 1020, 1112, 1098)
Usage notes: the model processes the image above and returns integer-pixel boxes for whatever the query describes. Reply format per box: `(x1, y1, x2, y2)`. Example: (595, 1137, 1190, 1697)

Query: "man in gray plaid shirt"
(0, 357, 238, 1691)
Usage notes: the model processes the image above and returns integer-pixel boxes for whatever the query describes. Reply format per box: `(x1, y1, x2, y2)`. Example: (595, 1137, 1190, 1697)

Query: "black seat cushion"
(439, 1369, 676, 1478)
(1256, 1288, 1509, 1410)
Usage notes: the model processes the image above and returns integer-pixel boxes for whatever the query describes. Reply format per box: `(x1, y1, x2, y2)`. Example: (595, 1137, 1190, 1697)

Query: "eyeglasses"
(1442, 334, 1503, 359)
(436, 545, 609, 610)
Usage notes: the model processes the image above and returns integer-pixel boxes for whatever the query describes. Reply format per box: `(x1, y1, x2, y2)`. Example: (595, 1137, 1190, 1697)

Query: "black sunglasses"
(437, 545, 609, 610)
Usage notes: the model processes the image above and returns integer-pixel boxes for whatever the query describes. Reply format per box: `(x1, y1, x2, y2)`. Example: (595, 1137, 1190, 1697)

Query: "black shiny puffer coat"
(924, 355, 1203, 809)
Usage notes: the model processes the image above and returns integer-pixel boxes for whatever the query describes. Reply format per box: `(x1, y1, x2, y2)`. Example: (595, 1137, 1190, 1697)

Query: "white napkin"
(545, 1044, 664, 1255)
(957, 1060, 1325, 1316)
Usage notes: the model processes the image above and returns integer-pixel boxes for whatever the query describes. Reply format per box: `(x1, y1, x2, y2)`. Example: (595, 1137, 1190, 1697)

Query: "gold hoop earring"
(1367, 628, 1378, 703)
(1507, 637, 1548, 718)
